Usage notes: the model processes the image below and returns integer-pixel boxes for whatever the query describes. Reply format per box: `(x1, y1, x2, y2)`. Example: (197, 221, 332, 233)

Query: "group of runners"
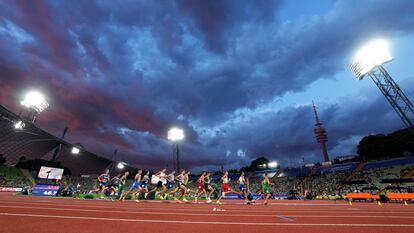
(91, 168, 274, 205)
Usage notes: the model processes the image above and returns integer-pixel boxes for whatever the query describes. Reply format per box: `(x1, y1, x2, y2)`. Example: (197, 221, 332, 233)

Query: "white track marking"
(0, 200, 413, 215)
(0, 197, 402, 207)
(1, 212, 414, 227)
(1, 205, 414, 219)
(3, 196, 349, 206)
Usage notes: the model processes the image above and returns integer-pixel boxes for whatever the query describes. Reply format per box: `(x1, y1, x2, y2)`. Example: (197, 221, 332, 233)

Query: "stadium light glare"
(168, 127, 184, 174)
(117, 162, 125, 169)
(20, 90, 49, 113)
(268, 161, 278, 168)
(168, 127, 184, 141)
(71, 147, 80, 155)
(14, 120, 25, 130)
(350, 39, 392, 80)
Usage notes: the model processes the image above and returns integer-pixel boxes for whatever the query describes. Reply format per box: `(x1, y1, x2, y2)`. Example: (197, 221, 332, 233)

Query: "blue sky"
(1, 0, 414, 173)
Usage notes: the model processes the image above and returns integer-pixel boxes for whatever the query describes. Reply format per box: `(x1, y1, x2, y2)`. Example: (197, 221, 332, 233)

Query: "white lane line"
(1, 196, 348, 206)
(1, 205, 414, 219)
(277, 215, 296, 222)
(1, 200, 413, 215)
(1, 212, 414, 227)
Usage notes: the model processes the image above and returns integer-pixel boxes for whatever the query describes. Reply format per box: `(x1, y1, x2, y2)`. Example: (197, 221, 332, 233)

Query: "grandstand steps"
(300, 165, 319, 184)
(20, 168, 36, 186)
(345, 162, 366, 181)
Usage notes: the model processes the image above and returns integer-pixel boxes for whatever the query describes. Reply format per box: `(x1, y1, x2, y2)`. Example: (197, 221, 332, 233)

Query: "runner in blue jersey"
(90, 169, 110, 198)
(161, 171, 175, 199)
(137, 171, 150, 199)
(119, 170, 140, 202)
(167, 170, 186, 200)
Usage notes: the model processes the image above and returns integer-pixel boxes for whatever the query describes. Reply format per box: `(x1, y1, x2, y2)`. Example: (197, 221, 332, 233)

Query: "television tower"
(312, 101, 330, 162)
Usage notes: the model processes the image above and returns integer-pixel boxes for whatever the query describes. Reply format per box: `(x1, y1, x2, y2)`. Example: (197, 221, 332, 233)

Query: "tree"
(228, 169, 239, 173)
(250, 156, 270, 170)
(240, 165, 251, 172)
(0, 154, 6, 165)
(357, 128, 414, 161)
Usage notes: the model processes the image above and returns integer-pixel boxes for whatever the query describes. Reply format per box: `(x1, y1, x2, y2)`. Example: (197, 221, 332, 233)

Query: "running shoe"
(144, 193, 148, 199)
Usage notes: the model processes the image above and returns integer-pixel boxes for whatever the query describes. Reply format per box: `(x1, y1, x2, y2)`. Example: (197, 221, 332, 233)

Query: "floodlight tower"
(51, 127, 69, 161)
(312, 101, 330, 162)
(168, 127, 184, 174)
(350, 39, 414, 131)
(20, 90, 49, 123)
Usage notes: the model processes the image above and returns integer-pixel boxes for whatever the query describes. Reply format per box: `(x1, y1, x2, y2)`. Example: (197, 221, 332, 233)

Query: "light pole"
(20, 90, 49, 123)
(51, 127, 69, 161)
(350, 39, 414, 132)
(168, 127, 184, 174)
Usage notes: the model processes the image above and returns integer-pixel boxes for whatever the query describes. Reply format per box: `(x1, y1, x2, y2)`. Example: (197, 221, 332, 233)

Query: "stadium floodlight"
(20, 90, 49, 113)
(268, 161, 278, 168)
(117, 162, 125, 169)
(349, 38, 414, 131)
(71, 147, 80, 155)
(350, 39, 392, 80)
(168, 127, 184, 174)
(14, 120, 25, 130)
(168, 127, 185, 141)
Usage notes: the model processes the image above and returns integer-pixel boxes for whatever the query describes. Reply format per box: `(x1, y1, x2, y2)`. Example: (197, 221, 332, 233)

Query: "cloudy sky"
(1, 0, 414, 172)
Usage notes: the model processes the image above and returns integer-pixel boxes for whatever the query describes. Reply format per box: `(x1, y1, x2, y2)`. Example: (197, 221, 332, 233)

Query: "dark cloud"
(178, 0, 282, 53)
(1, 0, 414, 172)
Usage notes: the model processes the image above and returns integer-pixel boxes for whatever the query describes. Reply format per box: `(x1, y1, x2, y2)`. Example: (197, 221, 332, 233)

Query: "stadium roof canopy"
(0, 105, 121, 175)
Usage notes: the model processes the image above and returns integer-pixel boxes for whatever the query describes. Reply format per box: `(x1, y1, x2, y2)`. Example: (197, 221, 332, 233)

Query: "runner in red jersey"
(194, 172, 207, 203)
(216, 171, 238, 205)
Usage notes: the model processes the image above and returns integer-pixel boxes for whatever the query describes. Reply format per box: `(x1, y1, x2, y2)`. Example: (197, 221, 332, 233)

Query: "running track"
(0, 193, 413, 233)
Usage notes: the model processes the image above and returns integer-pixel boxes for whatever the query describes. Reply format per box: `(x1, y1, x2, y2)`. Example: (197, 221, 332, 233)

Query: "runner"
(177, 171, 190, 202)
(131, 170, 143, 198)
(216, 171, 239, 205)
(262, 173, 274, 205)
(245, 175, 255, 204)
(238, 171, 248, 203)
(119, 171, 129, 196)
(209, 179, 220, 200)
(194, 172, 207, 203)
(145, 168, 167, 199)
(204, 172, 214, 203)
(117, 170, 130, 201)
(162, 171, 175, 199)
(138, 171, 150, 199)
(108, 174, 121, 200)
(167, 170, 185, 200)
(90, 169, 110, 198)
